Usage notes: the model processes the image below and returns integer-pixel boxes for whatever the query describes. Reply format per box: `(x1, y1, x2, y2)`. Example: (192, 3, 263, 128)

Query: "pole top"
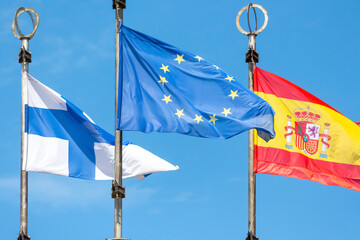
(12, 7, 39, 40)
(236, 3, 268, 36)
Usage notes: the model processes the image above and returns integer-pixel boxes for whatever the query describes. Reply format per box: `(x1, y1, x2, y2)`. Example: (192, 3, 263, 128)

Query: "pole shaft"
(20, 38, 29, 235)
(114, 6, 123, 239)
(248, 34, 256, 237)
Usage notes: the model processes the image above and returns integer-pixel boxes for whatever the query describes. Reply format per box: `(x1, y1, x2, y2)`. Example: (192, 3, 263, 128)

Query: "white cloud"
(0, 7, 16, 37)
(0, 175, 162, 209)
(34, 46, 73, 74)
(172, 191, 194, 202)
(0, 176, 19, 203)
(0, 65, 18, 87)
(0, 175, 109, 208)
(29, 175, 109, 208)
(226, 175, 246, 183)
(124, 185, 160, 207)
(171, 191, 208, 203)
(146, 207, 163, 215)
(31, 29, 113, 75)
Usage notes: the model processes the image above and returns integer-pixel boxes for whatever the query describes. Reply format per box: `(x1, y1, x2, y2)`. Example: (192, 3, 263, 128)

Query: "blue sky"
(1, 0, 360, 239)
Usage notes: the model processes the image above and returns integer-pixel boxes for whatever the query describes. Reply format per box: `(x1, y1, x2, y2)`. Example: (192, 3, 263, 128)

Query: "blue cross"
(25, 100, 114, 179)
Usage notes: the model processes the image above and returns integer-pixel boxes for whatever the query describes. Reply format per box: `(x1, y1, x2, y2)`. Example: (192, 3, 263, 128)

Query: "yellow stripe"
(255, 92, 360, 166)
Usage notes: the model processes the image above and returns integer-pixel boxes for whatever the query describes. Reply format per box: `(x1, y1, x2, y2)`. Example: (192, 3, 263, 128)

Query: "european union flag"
(117, 23, 275, 140)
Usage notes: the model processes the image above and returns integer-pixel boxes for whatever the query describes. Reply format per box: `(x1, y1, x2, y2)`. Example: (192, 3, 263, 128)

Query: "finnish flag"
(24, 73, 179, 180)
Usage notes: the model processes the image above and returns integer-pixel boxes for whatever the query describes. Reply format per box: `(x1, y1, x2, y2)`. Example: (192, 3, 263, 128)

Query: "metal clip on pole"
(236, 3, 268, 240)
(12, 7, 39, 240)
(107, 180, 129, 240)
(246, 231, 259, 240)
(18, 48, 32, 63)
(111, 180, 126, 199)
(17, 231, 30, 240)
(112, 0, 126, 9)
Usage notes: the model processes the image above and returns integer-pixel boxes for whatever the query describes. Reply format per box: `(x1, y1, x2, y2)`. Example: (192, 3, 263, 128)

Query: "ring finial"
(12, 7, 39, 40)
(236, 4, 268, 36)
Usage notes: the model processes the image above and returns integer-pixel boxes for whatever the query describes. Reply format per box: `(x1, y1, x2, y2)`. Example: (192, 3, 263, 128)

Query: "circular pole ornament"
(236, 3, 268, 35)
(12, 7, 39, 39)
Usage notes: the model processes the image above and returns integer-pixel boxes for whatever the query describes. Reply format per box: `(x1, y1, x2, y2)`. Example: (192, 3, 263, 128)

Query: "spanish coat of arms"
(284, 107, 331, 158)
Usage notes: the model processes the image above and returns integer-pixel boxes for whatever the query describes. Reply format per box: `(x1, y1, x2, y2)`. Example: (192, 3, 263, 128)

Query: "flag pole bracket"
(112, 0, 126, 9)
(111, 180, 125, 198)
(17, 231, 30, 240)
(106, 238, 130, 240)
(245, 231, 259, 240)
(245, 48, 259, 63)
(18, 47, 32, 63)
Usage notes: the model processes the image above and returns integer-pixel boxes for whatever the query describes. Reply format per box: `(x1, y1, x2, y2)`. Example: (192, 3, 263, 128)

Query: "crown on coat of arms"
(293, 106, 322, 123)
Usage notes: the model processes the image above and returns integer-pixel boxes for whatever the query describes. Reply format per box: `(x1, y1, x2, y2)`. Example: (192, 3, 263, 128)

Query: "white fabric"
(26, 74, 67, 110)
(122, 144, 179, 179)
(94, 142, 115, 180)
(94, 143, 180, 180)
(83, 112, 95, 124)
(25, 134, 69, 176)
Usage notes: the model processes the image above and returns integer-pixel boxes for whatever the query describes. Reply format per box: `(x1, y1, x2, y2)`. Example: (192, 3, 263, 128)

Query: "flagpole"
(236, 4, 268, 240)
(12, 7, 39, 240)
(110, 1, 127, 240)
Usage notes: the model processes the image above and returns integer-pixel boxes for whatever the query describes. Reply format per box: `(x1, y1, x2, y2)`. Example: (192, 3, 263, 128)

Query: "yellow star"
(212, 65, 220, 70)
(174, 109, 185, 118)
(221, 108, 232, 117)
(158, 75, 168, 86)
(225, 75, 234, 82)
(160, 64, 170, 73)
(194, 114, 204, 124)
(162, 94, 172, 104)
(208, 114, 218, 125)
(228, 90, 239, 100)
(194, 55, 203, 62)
(174, 54, 185, 64)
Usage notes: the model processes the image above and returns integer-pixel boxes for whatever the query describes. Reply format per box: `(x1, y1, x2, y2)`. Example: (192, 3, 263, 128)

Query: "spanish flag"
(254, 66, 360, 191)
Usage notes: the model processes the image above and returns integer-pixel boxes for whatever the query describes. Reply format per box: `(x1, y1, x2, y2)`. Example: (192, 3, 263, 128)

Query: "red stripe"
(253, 66, 339, 113)
(356, 122, 360, 127)
(255, 146, 360, 191)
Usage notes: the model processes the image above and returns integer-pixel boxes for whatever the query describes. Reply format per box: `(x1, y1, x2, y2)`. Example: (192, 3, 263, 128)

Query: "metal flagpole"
(12, 7, 39, 240)
(236, 4, 268, 240)
(108, 1, 128, 240)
